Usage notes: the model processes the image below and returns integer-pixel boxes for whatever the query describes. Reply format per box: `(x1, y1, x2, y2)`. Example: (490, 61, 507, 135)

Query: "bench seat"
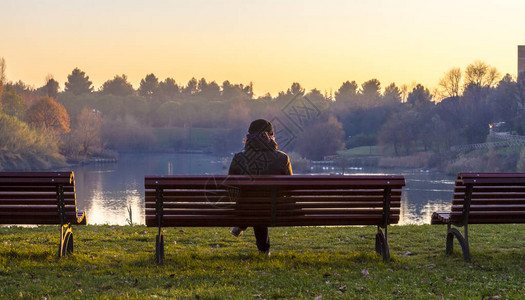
(0, 172, 86, 257)
(431, 172, 525, 261)
(145, 174, 405, 263)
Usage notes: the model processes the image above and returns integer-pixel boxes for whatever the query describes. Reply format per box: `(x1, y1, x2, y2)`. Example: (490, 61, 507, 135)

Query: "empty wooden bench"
(0, 172, 87, 257)
(431, 173, 525, 261)
(145, 175, 406, 263)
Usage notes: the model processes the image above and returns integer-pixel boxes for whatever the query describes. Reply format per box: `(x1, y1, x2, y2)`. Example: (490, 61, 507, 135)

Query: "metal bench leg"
(375, 227, 390, 263)
(59, 224, 73, 258)
(446, 224, 471, 262)
(155, 233, 164, 264)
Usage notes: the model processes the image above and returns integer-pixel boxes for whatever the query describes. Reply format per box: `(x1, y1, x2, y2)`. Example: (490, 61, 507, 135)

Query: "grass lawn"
(1, 225, 524, 299)
(338, 146, 381, 157)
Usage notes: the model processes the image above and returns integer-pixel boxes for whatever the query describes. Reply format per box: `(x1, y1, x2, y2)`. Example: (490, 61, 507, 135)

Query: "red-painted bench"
(0, 172, 86, 257)
(431, 173, 525, 261)
(145, 175, 406, 263)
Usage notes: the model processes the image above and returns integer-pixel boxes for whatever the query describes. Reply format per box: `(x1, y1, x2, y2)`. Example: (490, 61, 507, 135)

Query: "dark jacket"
(228, 135, 292, 176)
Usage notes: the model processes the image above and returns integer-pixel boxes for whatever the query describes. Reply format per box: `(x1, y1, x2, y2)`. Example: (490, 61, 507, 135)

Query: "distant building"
(519, 45, 525, 77)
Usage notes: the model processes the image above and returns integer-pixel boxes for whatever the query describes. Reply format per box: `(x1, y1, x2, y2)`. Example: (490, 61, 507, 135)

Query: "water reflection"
(64, 153, 455, 226)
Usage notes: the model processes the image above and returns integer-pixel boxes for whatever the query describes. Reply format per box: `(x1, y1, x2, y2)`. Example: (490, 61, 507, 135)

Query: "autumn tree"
(438, 67, 462, 99)
(138, 73, 159, 98)
(0, 113, 65, 170)
(101, 74, 134, 96)
(25, 96, 70, 135)
(1, 84, 26, 118)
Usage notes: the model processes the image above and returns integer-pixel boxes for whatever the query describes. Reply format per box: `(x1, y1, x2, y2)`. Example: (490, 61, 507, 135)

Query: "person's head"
(248, 119, 274, 137)
(245, 119, 277, 150)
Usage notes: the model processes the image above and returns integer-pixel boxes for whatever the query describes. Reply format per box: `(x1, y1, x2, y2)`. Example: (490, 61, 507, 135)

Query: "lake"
(66, 153, 455, 225)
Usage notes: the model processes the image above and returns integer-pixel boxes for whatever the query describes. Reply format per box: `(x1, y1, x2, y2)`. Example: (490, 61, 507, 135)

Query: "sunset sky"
(1, 0, 524, 96)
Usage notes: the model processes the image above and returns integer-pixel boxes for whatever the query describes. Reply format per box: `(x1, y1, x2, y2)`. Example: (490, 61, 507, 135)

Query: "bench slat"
(145, 201, 401, 210)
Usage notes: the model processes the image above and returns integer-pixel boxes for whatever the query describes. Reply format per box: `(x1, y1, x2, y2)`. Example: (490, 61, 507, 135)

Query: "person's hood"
(245, 135, 278, 151)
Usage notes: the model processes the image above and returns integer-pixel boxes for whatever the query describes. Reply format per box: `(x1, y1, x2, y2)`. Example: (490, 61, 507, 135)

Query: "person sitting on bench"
(228, 119, 293, 255)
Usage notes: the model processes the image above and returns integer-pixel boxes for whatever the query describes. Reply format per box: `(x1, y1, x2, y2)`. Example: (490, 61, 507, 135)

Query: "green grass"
(339, 146, 381, 156)
(1, 225, 524, 299)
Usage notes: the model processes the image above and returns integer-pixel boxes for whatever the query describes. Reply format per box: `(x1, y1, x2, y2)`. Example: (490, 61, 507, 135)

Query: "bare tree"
(76, 108, 103, 155)
(438, 67, 462, 99)
(464, 60, 500, 88)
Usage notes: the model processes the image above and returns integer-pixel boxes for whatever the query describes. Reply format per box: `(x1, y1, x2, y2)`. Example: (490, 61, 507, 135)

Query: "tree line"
(1, 57, 525, 170)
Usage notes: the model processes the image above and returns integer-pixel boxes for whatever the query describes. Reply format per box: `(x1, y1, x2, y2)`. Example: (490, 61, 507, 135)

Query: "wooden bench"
(0, 172, 87, 257)
(145, 175, 406, 263)
(431, 173, 525, 261)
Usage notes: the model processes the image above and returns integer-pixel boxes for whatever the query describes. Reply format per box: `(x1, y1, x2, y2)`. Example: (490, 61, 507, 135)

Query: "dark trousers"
(239, 226, 270, 252)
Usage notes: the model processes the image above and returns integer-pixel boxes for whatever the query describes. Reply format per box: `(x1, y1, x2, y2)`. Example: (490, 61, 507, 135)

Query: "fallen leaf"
(446, 277, 453, 283)
(75, 281, 82, 287)
(361, 269, 369, 277)
(487, 296, 500, 300)
(315, 295, 323, 300)
(338, 285, 347, 292)
(403, 252, 414, 256)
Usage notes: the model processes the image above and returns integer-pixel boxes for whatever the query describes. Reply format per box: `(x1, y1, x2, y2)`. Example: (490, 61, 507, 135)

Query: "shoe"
(230, 227, 244, 237)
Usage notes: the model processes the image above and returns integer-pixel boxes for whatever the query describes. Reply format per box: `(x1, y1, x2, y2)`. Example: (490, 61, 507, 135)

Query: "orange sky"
(1, 0, 524, 97)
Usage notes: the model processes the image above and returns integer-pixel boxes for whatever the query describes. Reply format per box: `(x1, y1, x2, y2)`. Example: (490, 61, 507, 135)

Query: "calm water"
(66, 153, 455, 225)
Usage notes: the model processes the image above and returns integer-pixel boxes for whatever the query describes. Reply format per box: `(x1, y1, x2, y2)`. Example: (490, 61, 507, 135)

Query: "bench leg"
(446, 224, 471, 262)
(59, 224, 74, 258)
(375, 228, 390, 263)
(155, 234, 164, 264)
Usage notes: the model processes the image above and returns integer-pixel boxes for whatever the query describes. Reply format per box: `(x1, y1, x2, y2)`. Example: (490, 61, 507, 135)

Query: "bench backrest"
(145, 175, 405, 227)
(0, 172, 86, 225)
(451, 173, 525, 224)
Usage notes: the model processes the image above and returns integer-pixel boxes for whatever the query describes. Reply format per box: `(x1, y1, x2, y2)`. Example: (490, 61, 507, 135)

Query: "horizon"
(1, 0, 525, 97)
